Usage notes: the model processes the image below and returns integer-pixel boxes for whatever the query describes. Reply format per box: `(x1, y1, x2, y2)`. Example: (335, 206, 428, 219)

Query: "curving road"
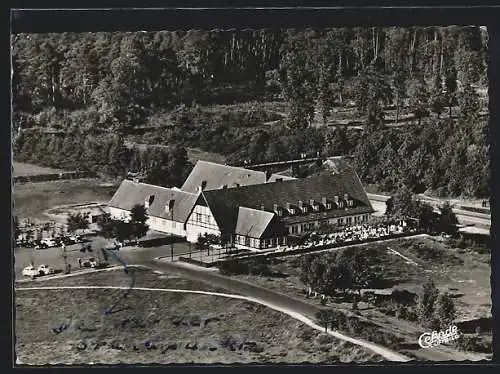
(16, 285, 410, 362)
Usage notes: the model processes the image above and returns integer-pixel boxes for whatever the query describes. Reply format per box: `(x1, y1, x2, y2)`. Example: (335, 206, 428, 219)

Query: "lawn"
(15, 268, 383, 365)
(226, 235, 491, 326)
(13, 162, 65, 177)
(13, 179, 118, 222)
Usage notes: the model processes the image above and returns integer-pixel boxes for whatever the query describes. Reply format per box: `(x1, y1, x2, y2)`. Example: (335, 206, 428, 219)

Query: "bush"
(453, 334, 492, 354)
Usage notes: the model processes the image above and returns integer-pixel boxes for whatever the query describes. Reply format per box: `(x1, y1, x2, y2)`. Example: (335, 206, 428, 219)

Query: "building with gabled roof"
(181, 160, 294, 193)
(108, 160, 374, 251)
(108, 179, 198, 237)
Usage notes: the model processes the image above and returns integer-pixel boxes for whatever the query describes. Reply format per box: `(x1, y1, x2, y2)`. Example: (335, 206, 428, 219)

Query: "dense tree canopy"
(12, 27, 489, 198)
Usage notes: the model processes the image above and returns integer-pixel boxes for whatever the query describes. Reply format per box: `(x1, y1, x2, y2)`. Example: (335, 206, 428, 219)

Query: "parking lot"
(14, 236, 198, 280)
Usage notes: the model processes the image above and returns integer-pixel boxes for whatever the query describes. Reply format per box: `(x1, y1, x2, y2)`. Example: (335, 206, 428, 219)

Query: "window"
(326, 203, 332, 210)
(338, 201, 344, 208)
(195, 213, 202, 222)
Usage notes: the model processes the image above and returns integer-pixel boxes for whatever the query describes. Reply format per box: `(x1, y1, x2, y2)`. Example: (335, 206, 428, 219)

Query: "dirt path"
(16, 285, 410, 362)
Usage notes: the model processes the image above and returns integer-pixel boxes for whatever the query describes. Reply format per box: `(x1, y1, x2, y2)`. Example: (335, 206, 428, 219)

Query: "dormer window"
(326, 202, 332, 210)
(289, 208, 296, 215)
(145, 194, 155, 209)
(313, 205, 320, 212)
(301, 206, 308, 213)
(347, 199, 354, 207)
(338, 201, 344, 209)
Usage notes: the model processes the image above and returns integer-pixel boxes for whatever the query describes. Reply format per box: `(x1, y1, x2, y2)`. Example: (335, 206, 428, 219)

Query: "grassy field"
(15, 268, 383, 365)
(13, 179, 118, 221)
(228, 235, 491, 323)
(13, 162, 65, 177)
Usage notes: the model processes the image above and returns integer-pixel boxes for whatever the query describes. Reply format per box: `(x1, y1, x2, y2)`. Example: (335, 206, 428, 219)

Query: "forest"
(11, 26, 490, 197)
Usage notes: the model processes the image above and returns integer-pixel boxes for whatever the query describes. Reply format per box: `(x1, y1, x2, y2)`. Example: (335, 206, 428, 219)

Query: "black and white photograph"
(11, 8, 493, 365)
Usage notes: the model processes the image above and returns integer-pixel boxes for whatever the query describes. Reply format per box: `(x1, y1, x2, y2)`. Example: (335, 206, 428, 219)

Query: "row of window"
(287, 214, 370, 234)
(234, 235, 286, 248)
(276, 200, 354, 216)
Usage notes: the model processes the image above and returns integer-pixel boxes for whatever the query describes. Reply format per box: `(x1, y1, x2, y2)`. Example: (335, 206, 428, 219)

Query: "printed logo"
(418, 325, 460, 349)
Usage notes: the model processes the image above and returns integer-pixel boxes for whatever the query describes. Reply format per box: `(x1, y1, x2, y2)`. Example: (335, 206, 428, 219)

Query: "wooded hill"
(11, 27, 490, 197)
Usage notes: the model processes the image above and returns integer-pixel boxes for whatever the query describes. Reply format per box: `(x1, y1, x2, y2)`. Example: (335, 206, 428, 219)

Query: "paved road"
(138, 258, 488, 362)
(367, 193, 491, 231)
(16, 284, 409, 362)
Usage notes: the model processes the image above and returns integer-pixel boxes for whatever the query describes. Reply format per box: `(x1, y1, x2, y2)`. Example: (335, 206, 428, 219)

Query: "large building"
(108, 160, 374, 250)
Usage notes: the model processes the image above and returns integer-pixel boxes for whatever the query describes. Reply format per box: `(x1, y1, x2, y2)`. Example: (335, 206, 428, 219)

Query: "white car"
(41, 238, 57, 247)
(22, 265, 39, 277)
(36, 264, 55, 276)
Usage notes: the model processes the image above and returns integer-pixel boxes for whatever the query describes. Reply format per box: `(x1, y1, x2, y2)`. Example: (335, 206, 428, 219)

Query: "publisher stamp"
(418, 325, 461, 349)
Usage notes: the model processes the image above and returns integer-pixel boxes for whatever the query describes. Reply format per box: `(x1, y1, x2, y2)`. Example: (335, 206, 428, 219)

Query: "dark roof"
(202, 170, 374, 234)
(109, 180, 198, 223)
(181, 160, 292, 193)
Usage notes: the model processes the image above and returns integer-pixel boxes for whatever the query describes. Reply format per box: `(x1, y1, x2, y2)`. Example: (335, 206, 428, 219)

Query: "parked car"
(78, 257, 108, 268)
(78, 257, 97, 268)
(41, 238, 57, 248)
(22, 265, 39, 277)
(34, 242, 49, 250)
(37, 264, 55, 276)
(70, 235, 84, 243)
(60, 236, 76, 245)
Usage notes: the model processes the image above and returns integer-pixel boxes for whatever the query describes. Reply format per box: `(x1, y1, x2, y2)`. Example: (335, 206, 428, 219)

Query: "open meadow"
(13, 179, 118, 222)
(15, 268, 383, 365)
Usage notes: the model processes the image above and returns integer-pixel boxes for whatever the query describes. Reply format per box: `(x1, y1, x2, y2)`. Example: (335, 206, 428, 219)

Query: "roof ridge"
(195, 160, 266, 176)
(123, 179, 198, 196)
(238, 206, 275, 214)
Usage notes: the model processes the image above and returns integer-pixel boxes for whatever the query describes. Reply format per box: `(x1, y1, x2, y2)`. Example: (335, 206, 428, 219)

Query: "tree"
(444, 66, 458, 118)
(385, 186, 421, 220)
(458, 82, 480, 125)
(67, 212, 90, 235)
(418, 281, 440, 328)
(438, 201, 459, 235)
(96, 212, 116, 239)
(345, 252, 377, 296)
(14, 215, 21, 240)
(430, 76, 446, 119)
(393, 66, 408, 125)
(129, 204, 149, 244)
(354, 62, 393, 130)
(435, 292, 456, 329)
(408, 78, 430, 125)
(417, 203, 439, 233)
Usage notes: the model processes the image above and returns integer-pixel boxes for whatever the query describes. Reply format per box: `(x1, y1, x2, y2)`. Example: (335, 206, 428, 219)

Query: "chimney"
(265, 170, 272, 181)
(286, 202, 291, 210)
(344, 193, 349, 201)
(298, 200, 304, 209)
(334, 195, 339, 203)
(222, 184, 228, 189)
(201, 180, 207, 190)
(165, 199, 175, 213)
(260, 204, 265, 211)
(309, 199, 315, 206)
(322, 196, 327, 205)
(235, 183, 240, 188)
(273, 204, 278, 212)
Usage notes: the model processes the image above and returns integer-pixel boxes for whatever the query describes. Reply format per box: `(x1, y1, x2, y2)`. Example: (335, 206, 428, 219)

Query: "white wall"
(185, 204, 221, 242)
(109, 206, 186, 237)
(285, 213, 373, 234)
(109, 207, 131, 221)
